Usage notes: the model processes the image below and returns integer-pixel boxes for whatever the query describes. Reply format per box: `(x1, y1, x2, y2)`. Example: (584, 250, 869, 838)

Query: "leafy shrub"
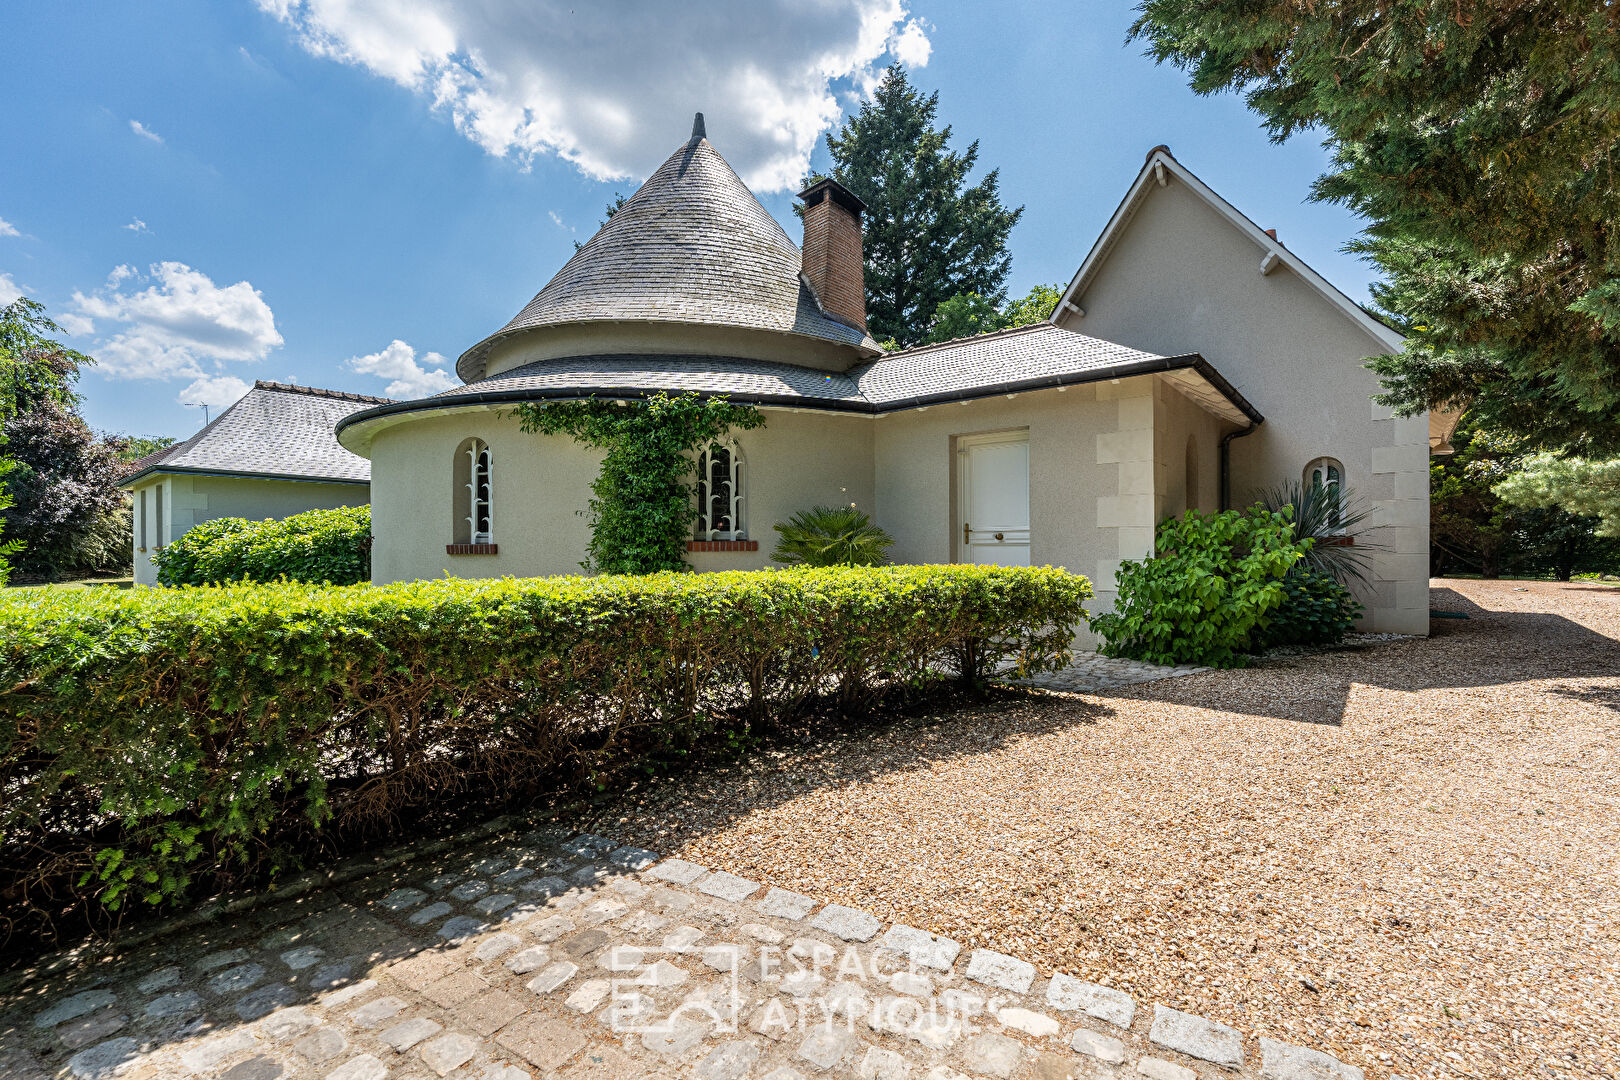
(772, 505, 895, 566)
(0, 565, 1089, 923)
(1259, 480, 1373, 583)
(1091, 505, 1308, 667)
(154, 505, 371, 586)
(1257, 565, 1363, 649)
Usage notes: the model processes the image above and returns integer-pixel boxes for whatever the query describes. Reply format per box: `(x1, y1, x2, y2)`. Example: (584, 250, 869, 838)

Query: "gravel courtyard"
(609, 579, 1620, 1079)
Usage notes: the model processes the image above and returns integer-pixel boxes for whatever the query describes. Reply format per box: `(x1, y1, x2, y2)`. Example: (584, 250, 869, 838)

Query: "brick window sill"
(446, 543, 499, 555)
(1320, 535, 1354, 547)
(687, 540, 759, 553)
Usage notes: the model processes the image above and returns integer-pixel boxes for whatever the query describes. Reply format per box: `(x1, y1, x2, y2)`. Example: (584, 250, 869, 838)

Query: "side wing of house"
(1051, 150, 1431, 634)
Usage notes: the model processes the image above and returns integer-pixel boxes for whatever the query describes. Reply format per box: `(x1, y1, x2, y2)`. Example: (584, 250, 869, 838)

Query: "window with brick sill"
(452, 437, 495, 552)
(692, 443, 753, 552)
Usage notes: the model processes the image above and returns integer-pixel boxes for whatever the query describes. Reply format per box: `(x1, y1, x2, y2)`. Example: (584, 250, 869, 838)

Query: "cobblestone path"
(3, 829, 1363, 1080)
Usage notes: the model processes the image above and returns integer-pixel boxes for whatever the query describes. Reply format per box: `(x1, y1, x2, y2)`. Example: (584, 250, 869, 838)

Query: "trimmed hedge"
(0, 565, 1089, 920)
(153, 504, 371, 586)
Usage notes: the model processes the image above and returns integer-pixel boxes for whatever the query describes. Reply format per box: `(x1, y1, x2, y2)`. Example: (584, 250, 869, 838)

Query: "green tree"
(1129, 2, 1620, 452)
(0, 298, 100, 582)
(924, 283, 1061, 345)
(1495, 455, 1620, 539)
(111, 435, 177, 465)
(816, 64, 1023, 346)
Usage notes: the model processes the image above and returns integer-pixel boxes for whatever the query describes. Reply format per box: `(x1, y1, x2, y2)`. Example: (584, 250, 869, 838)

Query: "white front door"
(957, 430, 1030, 566)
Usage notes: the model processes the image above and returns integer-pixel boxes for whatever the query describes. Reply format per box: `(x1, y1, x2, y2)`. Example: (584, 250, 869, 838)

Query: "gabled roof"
(1051, 147, 1406, 354)
(119, 381, 392, 488)
(456, 123, 882, 382)
(335, 324, 1261, 453)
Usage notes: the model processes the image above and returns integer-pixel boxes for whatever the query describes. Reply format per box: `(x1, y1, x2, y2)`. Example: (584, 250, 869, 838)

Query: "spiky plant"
(771, 506, 895, 567)
(1259, 480, 1376, 584)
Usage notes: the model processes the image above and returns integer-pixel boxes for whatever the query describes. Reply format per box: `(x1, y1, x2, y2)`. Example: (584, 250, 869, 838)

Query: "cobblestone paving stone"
(1, 830, 1366, 1080)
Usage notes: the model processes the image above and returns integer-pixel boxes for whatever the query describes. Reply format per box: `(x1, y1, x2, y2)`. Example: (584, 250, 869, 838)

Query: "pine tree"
(1130, 1, 1620, 453)
(817, 65, 1023, 347)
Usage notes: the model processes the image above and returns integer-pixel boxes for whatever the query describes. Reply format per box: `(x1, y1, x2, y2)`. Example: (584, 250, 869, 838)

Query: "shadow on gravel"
(1090, 584, 1620, 727)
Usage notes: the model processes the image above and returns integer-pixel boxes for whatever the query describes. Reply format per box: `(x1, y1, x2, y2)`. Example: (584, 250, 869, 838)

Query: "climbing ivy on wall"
(513, 392, 764, 574)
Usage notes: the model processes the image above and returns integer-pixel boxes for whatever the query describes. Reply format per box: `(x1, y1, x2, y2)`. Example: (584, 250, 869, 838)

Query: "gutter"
(1219, 421, 1262, 511)
(338, 352, 1264, 449)
(118, 465, 372, 490)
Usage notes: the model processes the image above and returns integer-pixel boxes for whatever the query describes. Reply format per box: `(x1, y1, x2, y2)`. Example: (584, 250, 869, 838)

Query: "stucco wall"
(129, 473, 368, 585)
(874, 383, 1122, 641)
(1056, 175, 1430, 634)
(367, 405, 874, 582)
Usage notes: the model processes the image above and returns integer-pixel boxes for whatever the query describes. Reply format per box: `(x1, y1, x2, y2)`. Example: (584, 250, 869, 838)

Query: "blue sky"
(0, 1, 1371, 440)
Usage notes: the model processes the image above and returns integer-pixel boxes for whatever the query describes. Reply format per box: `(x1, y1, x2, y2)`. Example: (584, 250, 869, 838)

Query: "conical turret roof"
(456, 121, 881, 381)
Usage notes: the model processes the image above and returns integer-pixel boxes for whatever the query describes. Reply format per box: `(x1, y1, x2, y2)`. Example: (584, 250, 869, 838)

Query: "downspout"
(1219, 420, 1261, 511)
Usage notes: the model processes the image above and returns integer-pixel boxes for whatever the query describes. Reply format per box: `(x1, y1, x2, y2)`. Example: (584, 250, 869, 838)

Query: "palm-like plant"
(771, 505, 895, 567)
(1260, 480, 1376, 584)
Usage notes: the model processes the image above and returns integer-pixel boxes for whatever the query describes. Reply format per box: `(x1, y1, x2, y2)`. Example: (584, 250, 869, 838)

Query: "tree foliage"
(1, 400, 131, 577)
(0, 297, 90, 420)
(1092, 504, 1309, 667)
(513, 393, 764, 574)
(1495, 454, 1620, 538)
(924, 283, 1061, 345)
(771, 505, 895, 567)
(154, 505, 373, 586)
(1430, 418, 1618, 579)
(1130, 2, 1620, 452)
(816, 64, 1023, 346)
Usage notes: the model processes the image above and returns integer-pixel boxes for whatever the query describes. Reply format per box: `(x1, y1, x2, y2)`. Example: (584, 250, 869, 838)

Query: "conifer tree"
(816, 65, 1023, 347)
(1131, 1, 1620, 452)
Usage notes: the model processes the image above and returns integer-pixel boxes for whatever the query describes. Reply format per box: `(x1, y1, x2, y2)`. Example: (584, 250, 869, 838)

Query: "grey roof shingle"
(852, 323, 1170, 404)
(434, 355, 866, 405)
(120, 381, 390, 486)
(456, 133, 881, 382)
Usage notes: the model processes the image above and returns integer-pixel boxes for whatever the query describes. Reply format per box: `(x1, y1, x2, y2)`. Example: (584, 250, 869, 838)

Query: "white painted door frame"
(956, 429, 1031, 566)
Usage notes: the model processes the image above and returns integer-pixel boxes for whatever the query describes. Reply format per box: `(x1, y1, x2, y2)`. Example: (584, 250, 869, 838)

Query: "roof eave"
(118, 464, 372, 490)
(337, 351, 1261, 454)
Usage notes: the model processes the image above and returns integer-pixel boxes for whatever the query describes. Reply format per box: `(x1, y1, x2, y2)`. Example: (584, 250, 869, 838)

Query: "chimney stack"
(797, 178, 868, 333)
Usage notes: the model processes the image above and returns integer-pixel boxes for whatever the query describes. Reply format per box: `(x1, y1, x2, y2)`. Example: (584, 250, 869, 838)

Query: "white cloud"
(548, 210, 565, 228)
(72, 262, 283, 382)
(123, 218, 150, 233)
(0, 273, 23, 305)
(257, 0, 929, 192)
(890, 18, 932, 67)
(129, 119, 164, 144)
(0, 217, 18, 238)
(55, 312, 95, 336)
(179, 375, 252, 412)
(347, 339, 455, 399)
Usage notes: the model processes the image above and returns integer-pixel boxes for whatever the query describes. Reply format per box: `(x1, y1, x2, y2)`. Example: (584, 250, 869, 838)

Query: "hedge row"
(153, 504, 371, 586)
(0, 565, 1090, 921)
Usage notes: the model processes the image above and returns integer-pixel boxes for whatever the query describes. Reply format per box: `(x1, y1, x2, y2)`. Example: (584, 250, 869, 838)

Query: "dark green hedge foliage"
(153, 504, 371, 586)
(1092, 505, 1309, 668)
(0, 565, 1090, 920)
(1257, 566, 1363, 649)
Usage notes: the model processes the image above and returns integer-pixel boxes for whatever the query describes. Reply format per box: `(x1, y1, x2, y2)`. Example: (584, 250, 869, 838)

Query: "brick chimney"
(797, 178, 868, 333)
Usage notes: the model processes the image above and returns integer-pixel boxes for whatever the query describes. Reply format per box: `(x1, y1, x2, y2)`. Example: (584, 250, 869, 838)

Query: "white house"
(119, 381, 386, 586)
(142, 117, 1452, 637)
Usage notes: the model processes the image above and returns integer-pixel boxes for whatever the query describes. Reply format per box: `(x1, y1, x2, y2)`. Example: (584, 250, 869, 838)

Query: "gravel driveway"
(607, 579, 1620, 1080)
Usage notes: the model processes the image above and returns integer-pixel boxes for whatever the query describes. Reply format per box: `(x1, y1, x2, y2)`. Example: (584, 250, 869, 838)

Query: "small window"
(454, 438, 494, 544)
(695, 442, 745, 540)
(153, 483, 164, 549)
(1305, 457, 1344, 531)
(1184, 435, 1201, 513)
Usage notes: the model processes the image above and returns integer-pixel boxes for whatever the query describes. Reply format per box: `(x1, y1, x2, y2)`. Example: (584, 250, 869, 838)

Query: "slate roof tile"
(456, 133, 880, 382)
(121, 382, 390, 486)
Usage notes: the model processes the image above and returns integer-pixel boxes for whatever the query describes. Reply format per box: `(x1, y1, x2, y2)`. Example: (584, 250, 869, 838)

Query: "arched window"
(695, 442, 745, 540)
(454, 438, 494, 545)
(1305, 457, 1344, 531)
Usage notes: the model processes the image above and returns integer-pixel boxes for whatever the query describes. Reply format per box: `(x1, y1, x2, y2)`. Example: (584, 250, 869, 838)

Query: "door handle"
(994, 532, 1004, 541)
(963, 522, 971, 545)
